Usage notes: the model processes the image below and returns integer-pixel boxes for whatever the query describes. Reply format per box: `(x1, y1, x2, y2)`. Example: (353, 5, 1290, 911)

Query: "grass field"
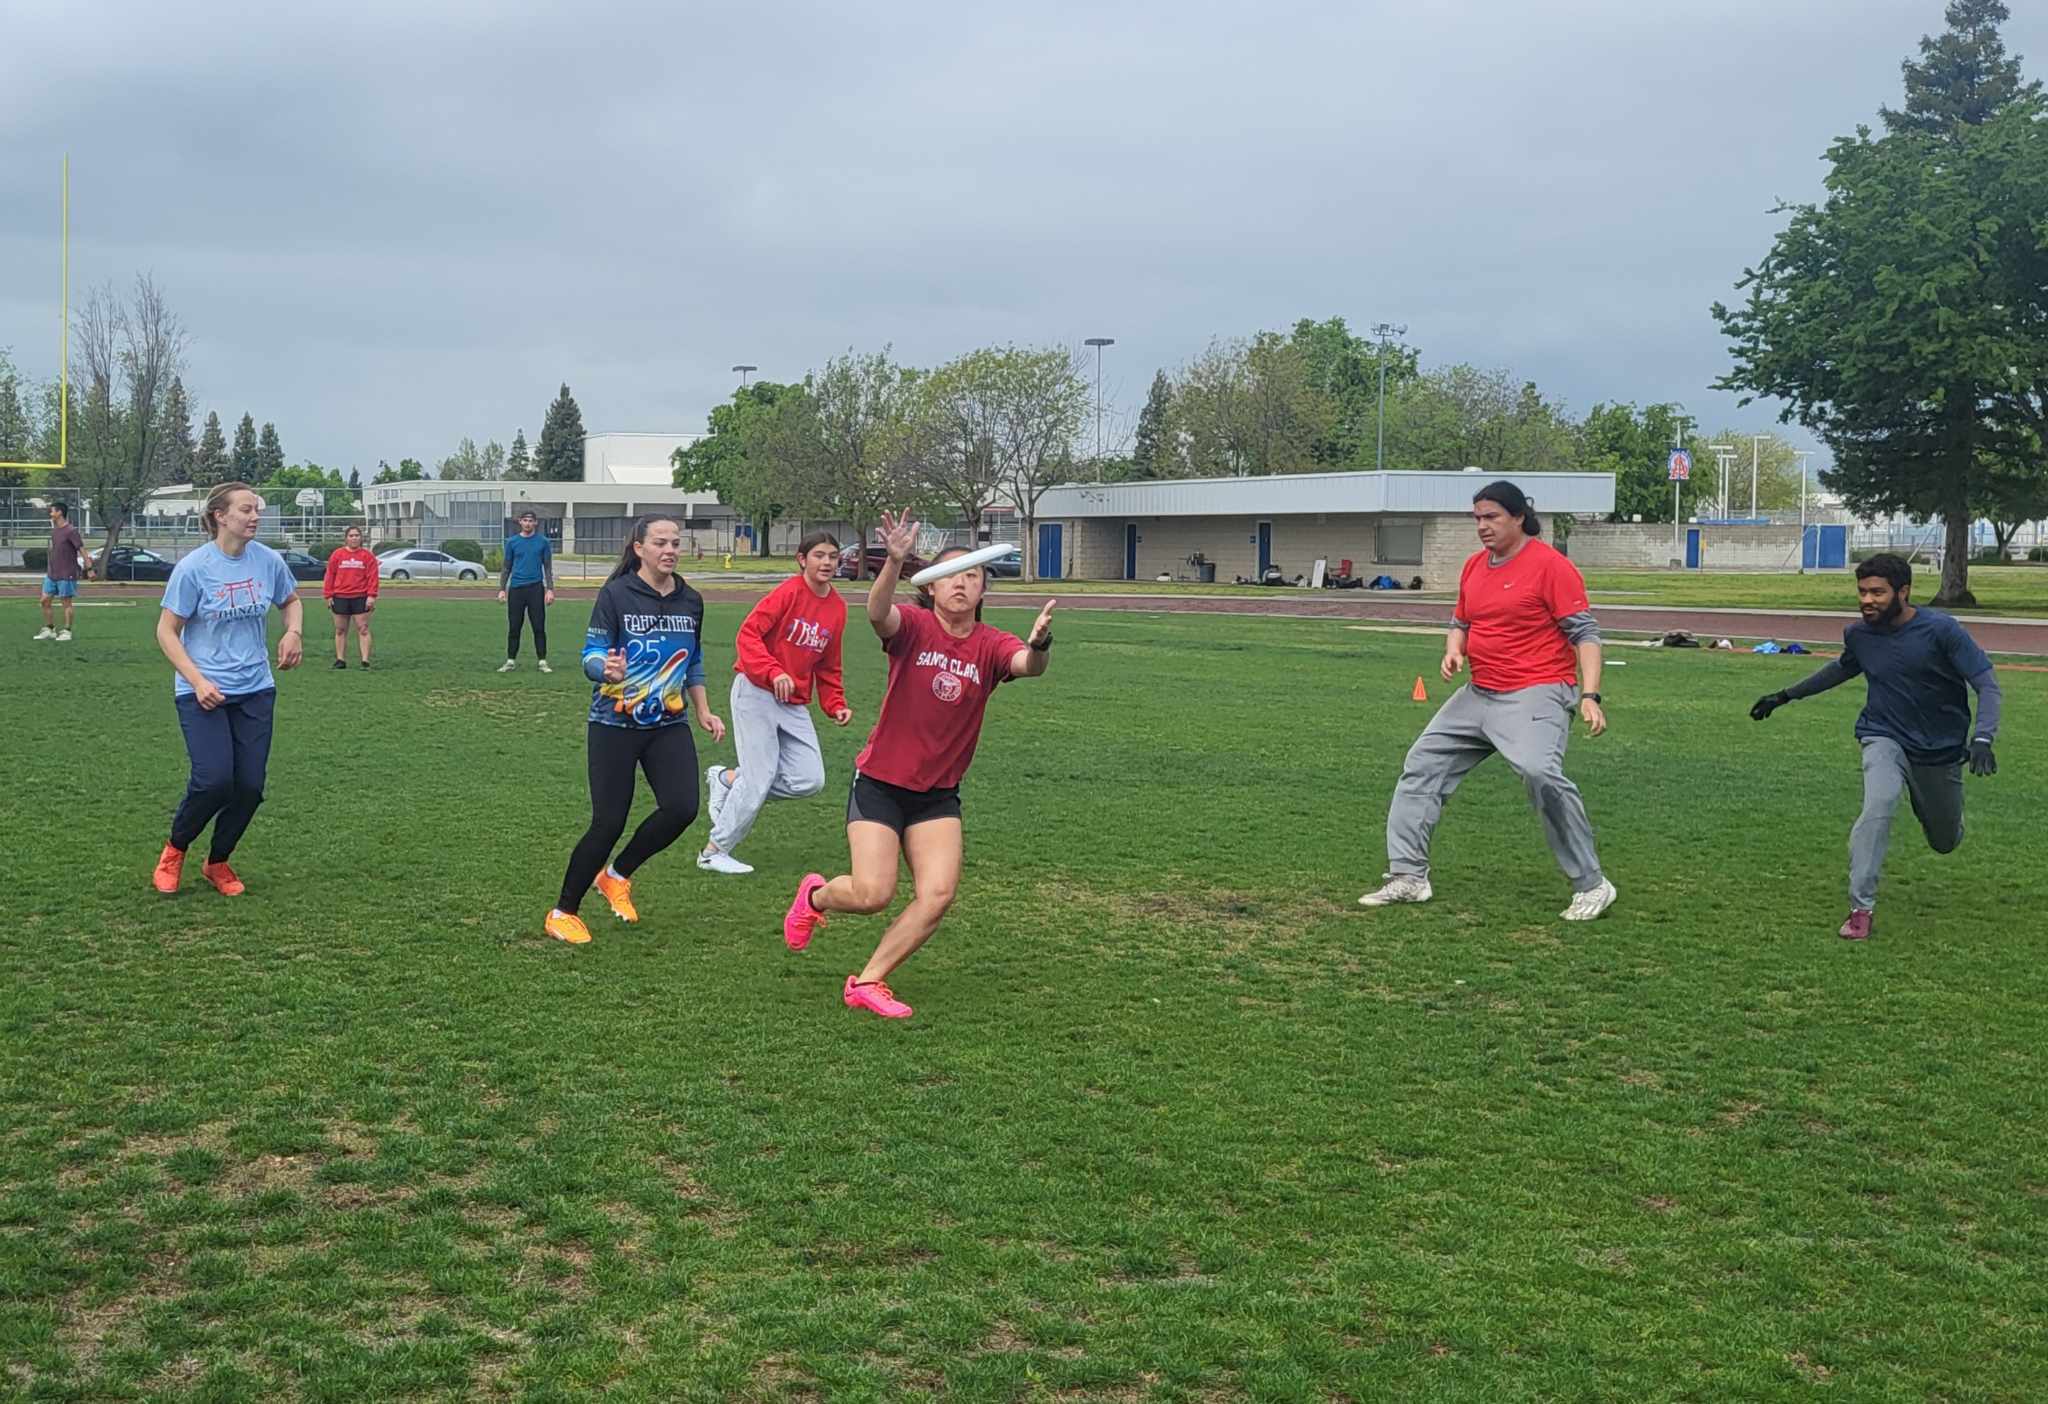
(5, 596, 2045, 1401)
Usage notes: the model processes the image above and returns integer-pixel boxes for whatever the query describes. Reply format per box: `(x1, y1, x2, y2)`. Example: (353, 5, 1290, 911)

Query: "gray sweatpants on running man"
(1386, 682, 1605, 893)
(709, 674, 827, 853)
(1850, 736, 1965, 911)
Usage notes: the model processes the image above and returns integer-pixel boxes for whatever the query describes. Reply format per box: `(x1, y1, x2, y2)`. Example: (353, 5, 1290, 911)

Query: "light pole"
(732, 364, 757, 388)
(1670, 405, 1692, 566)
(1373, 322, 1407, 472)
(1709, 443, 1736, 520)
(1749, 434, 1769, 520)
(1794, 450, 1814, 569)
(1083, 338, 1114, 462)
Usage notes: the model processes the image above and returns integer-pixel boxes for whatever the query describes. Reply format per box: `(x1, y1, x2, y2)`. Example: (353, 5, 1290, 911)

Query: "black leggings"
(557, 722, 700, 913)
(507, 583, 547, 659)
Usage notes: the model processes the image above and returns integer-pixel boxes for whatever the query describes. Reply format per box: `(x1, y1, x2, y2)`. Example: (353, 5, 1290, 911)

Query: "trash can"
(1196, 561, 1216, 583)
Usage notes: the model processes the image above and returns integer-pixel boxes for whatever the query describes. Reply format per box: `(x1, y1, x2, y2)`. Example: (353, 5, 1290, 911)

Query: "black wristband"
(1030, 632, 1052, 652)
(1580, 691, 1601, 704)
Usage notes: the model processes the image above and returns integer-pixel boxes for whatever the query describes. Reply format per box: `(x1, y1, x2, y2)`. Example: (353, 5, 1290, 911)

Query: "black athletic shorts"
(329, 595, 371, 616)
(847, 772, 961, 836)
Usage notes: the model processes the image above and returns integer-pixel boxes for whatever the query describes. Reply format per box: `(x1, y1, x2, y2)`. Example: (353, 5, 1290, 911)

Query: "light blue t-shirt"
(502, 532, 552, 588)
(161, 541, 299, 698)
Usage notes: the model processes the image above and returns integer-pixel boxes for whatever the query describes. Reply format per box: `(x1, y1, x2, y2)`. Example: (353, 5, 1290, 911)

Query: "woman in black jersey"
(545, 513, 725, 944)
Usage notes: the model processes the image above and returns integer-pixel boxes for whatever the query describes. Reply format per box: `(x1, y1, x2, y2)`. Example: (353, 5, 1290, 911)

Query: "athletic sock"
(807, 888, 823, 912)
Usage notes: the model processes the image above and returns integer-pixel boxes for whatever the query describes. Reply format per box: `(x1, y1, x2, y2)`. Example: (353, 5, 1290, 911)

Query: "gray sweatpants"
(708, 674, 827, 853)
(1386, 682, 1604, 893)
(1849, 736, 1965, 911)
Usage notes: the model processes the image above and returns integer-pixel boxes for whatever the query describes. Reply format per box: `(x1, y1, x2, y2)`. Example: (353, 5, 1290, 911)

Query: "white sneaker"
(1359, 874, 1433, 907)
(33, 627, 56, 641)
(697, 847, 753, 875)
(54, 630, 72, 642)
(1561, 879, 1618, 922)
(498, 659, 518, 672)
(537, 659, 553, 674)
(705, 764, 730, 828)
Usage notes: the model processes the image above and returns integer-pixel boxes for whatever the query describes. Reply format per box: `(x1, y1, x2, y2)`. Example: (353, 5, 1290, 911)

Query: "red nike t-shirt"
(1455, 538, 1590, 692)
(854, 605, 1024, 791)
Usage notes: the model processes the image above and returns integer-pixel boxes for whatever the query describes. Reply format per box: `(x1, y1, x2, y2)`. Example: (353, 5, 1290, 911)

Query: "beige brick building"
(1030, 470, 1617, 588)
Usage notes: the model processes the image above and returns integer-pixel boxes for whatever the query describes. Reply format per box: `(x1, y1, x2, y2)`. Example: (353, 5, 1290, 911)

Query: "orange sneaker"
(201, 860, 245, 896)
(152, 844, 185, 894)
(545, 909, 592, 945)
(594, 867, 638, 923)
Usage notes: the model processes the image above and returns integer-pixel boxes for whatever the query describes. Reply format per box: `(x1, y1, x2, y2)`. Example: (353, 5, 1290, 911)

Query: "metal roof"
(1036, 469, 1616, 519)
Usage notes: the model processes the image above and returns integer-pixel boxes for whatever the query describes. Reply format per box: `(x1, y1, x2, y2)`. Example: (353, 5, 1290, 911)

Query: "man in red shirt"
(1360, 481, 1617, 921)
(322, 525, 380, 669)
(699, 531, 854, 874)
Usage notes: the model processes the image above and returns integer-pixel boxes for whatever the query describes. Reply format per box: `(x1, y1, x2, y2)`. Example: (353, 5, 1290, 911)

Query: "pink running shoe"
(843, 974, 912, 1019)
(1839, 909, 1873, 942)
(784, 872, 828, 951)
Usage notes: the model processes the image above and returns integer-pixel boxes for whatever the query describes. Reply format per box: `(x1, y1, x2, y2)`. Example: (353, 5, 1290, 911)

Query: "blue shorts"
(42, 577, 77, 599)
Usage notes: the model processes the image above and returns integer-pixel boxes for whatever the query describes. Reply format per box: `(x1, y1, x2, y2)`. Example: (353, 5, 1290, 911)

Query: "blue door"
(1257, 521, 1272, 575)
(1124, 523, 1138, 580)
(1801, 526, 1818, 570)
(1036, 522, 1063, 580)
(1800, 525, 1848, 569)
(1685, 528, 1702, 570)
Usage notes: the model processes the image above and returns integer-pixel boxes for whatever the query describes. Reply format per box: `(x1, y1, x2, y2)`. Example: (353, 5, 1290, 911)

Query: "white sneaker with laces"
(705, 764, 730, 827)
(498, 659, 518, 672)
(697, 847, 753, 875)
(1359, 874, 1432, 907)
(536, 659, 553, 674)
(1560, 879, 1618, 922)
(34, 627, 56, 641)
(54, 629, 72, 642)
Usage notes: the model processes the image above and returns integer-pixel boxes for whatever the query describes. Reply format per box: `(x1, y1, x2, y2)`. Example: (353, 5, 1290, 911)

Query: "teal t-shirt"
(161, 542, 299, 698)
(503, 533, 552, 587)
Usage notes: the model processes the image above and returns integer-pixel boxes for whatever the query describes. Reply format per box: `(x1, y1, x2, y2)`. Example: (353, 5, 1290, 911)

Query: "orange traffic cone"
(1411, 676, 1428, 702)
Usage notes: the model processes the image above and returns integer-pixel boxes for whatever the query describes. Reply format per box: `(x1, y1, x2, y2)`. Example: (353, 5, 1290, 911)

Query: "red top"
(324, 547, 381, 600)
(854, 605, 1024, 791)
(1454, 538, 1589, 691)
(732, 575, 848, 713)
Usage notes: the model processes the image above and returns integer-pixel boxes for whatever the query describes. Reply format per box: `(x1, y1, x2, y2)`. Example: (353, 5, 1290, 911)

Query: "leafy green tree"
(1286, 316, 1419, 465)
(263, 463, 351, 513)
(256, 422, 285, 480)
(673, 381, 799, 556)
(192, 411, 228, 488)
(1380, 364, 1577, 473)
(1881, 0, 2039, 135)
(1128, 370, 1171, 479)
(1168, 333, 1334, 477)
(159, 376, 194, 485)
(1580, 402, 1717, 523)
(231, 412, 258, 480)
(347, 466, 362, 494)
(535, 384, 585, 482)
(0, 350, 36, 489)
(506, 428, 531, 479)
(438, 436, 504, 480)
(918, 350, 1011, 540)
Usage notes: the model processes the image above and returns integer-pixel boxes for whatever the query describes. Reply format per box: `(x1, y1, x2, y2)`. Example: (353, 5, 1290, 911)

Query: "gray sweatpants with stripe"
(708, 675, 827, 853)
(1386, 682, 1604, 893)
(1850, 736, 1965, 911)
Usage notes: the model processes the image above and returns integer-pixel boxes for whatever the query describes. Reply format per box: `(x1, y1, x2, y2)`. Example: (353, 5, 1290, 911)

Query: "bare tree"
(994, 345, 1091, 582)
(766, 349, 927, 578)
(74, 275, 188, 557)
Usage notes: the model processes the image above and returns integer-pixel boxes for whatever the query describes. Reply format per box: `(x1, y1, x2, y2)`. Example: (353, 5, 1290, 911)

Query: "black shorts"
(329, 595, 371, 617)
(847, 772, 961, 836)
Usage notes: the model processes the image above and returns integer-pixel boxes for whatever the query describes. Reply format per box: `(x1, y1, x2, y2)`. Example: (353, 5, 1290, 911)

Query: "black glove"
(1969, 737, 1997, 776)
(1750, 692, 1789, 721)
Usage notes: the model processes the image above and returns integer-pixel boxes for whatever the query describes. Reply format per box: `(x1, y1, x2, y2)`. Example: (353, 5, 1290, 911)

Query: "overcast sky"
(4, 0, 2040, 476)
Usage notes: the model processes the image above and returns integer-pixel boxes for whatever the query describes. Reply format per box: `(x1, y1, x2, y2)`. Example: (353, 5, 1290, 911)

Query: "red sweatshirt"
(324, 547, 381, 600)
(733, 575, 848, 713)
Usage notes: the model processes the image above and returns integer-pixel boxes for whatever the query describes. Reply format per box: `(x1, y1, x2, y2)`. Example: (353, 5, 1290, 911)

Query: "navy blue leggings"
(171, 689, 276, 862)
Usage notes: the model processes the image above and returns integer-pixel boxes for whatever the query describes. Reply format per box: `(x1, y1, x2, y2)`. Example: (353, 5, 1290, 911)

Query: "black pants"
(171, 688, 275, 862)
(557, 722, 701, 913)
(506, 583, 547, 660)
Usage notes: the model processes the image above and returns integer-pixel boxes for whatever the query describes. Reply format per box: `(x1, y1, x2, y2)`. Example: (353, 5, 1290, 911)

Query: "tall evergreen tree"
(231, 413, 259, 480)
(534, 384, 586, 482)
(347, 466, 362, 493)
(1881, 0, 2040, 135)
(1130, 370, 1171, 478)
(159, 376, 195, 485)
(506, 427, 531, 479)
(256, 422, 285, 480)
(193, 410, 228, 487)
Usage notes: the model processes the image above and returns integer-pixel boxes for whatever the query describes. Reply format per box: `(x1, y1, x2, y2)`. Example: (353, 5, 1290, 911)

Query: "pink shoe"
(843, 974, 912, 1019)
(1839, 909, 1873, 941)
(784, 872, 828, 951)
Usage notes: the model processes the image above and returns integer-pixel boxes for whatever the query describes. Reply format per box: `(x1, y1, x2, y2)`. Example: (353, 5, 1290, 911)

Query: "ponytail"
(1472, 480, 1541, 537)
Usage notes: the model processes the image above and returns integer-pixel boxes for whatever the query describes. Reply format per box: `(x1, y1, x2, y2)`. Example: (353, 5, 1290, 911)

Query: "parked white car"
(379, 548, 483, 581)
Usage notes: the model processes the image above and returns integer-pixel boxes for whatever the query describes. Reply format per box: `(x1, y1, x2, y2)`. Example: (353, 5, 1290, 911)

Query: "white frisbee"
(909, 542, 1019, 586)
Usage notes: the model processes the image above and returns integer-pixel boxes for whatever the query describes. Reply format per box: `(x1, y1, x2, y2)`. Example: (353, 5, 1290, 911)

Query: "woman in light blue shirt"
(151, 481, 305, 897)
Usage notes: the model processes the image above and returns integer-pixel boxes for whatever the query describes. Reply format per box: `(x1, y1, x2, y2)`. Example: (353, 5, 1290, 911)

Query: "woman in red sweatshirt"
(699, 531, 852, 874)
(323, 526, 380, 669)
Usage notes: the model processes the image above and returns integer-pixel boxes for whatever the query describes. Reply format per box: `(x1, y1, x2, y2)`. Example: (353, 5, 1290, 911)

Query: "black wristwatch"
(1580, 692, 1602, 704)
(1029, 632, 1052, 653)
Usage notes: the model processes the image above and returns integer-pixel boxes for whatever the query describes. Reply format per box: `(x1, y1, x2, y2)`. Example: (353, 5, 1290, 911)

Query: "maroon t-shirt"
(47, 522, 85, 581)
(854, 605, 1023, 791)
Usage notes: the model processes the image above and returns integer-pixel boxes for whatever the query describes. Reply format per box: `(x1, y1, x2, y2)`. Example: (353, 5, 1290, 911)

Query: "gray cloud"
(3, 0, 2036, 472)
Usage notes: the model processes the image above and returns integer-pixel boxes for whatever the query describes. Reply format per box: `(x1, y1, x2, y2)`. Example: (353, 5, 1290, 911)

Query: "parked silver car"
(379, 548, 483, 582)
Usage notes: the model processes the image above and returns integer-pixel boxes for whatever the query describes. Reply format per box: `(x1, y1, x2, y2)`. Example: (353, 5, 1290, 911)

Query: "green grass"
(1580, 565, 2048, 617)
(5, 598, 2045, 1401)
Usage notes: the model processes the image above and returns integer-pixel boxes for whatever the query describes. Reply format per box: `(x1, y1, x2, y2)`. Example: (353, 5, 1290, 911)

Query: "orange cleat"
(152, 844, 185, 895)
(594, 868, 639, 923)
(201, 860, 245, 896)
(545, 909, 592, 945)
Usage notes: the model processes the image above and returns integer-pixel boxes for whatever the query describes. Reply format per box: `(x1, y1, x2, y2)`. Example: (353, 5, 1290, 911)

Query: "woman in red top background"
(323, 525, 380, 669)
(781, 511, 1055, 1020)
(699, 530, 854, 874)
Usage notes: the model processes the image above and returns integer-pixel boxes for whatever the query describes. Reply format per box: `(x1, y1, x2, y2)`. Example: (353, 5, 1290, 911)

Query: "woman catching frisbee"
(545, 512, 725, 945)
(781, 511, 1054, 1019)
(700, 530, 853, 874)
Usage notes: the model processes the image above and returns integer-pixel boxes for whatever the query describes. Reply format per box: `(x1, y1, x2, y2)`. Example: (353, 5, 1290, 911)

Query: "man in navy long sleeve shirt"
(1751, 554, 2002, 941)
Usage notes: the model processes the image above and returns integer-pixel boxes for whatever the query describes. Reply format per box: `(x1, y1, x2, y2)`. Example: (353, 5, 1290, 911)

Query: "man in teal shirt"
(498, 509, 555, 673)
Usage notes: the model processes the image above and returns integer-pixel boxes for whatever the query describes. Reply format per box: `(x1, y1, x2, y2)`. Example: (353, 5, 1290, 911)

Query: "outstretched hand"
(1750, 691, 1787, 722)
(877, 510, 919, 563)
(1027, 599, 1055, 647)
